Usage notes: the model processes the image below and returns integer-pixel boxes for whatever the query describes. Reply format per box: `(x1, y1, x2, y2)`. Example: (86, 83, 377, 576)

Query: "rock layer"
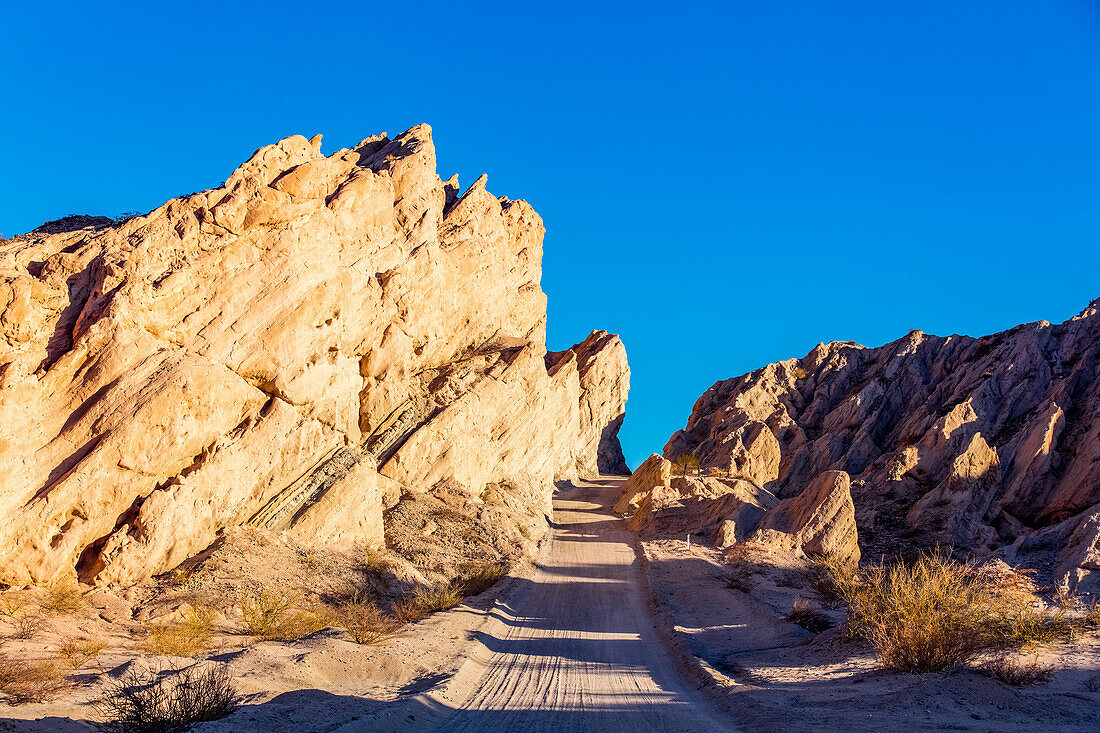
(0, 125, 629, 586)
(664, 301, 1100, 589)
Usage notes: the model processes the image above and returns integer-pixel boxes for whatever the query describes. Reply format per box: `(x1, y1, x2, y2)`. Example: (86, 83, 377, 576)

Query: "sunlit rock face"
(0, 124, 629, 586)
(663, 300, 1100, 589)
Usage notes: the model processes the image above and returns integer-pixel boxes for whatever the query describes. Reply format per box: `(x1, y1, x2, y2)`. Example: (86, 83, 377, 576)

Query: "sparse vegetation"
(787, 599, 833, 633)
(819, 550, 1093, 673)
(0, 655, 68, 704)
(144, 605, 216, 657)
(674, 454, 699, 477)
(44, 582, 86, 615)
(459, 562, 505, 597)
(7, 608, 44, 640)
(237, 588, 299, 640)
(93, 663, 240, 732)
(792, 366, 808, 380)
(413, 583, 464, 614)
(170, 568, 195, 588)
(981, 655, 1052, 686)
(58, 636, 107, 670)
(392, 598, 426, 624)
(335, 594, 393, 645)
(1086, 675, 1100, 693)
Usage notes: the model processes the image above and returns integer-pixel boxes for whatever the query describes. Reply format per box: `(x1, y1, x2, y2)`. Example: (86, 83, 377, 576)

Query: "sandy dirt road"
(367, 477, 736, 732)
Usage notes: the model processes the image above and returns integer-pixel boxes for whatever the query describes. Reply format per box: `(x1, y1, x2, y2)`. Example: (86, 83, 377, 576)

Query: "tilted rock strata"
(748, 470, 860, 567)
(0, 125, 629, 585)
(664, 301, 1100, 589)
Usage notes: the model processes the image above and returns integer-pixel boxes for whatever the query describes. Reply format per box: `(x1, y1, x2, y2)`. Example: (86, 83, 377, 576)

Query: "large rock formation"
(663, 301, 1100, 589)
(0, 124, 629, 586)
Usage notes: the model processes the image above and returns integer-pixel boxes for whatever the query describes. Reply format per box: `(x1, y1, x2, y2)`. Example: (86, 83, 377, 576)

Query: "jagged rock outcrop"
(664, 300, 1100, 589)
(748, 470, 860, 566)
(0, 124, 629, 586)
(615, 453, 778, 540)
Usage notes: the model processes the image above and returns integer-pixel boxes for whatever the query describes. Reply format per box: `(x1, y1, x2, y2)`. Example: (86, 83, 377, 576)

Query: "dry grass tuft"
(0, 655, 68, 704)
(981, 655, 1053, 686)
(787, 599, 833, 634)
(144, 606, 216, 657)
(820, 550, 1087, 673)
(43, 582, 86, 615)
(59, 636, 108, 670)
(414, 583, 463, 614)
(93, 663, 239, 732)
(1086, 675, 1100, 693)
(459, 563, 505, 597)
(392, 598, 427, 624)
(335, 594, 393, 645)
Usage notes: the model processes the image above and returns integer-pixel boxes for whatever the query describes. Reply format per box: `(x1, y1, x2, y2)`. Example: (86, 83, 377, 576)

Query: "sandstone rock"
(665, 300, 1100, 584)
(0, 124, 629, 585)
(614, 454, 672, 516)
(749, 470, 860, 566)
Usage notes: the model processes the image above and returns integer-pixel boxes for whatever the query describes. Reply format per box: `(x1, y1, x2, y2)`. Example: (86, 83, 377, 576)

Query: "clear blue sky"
(3, 2, 1099, 468)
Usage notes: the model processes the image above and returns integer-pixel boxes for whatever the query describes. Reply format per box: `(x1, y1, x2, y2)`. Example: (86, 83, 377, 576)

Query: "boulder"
(749, 470, 860, 566)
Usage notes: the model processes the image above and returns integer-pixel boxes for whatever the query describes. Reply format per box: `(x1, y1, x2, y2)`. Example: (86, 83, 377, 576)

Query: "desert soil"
(6, 476, 1099, 731)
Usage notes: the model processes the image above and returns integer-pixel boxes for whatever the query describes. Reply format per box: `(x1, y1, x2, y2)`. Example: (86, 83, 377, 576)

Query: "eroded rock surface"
(663, 301, 1100, 589)
(0, 124, 629, 586)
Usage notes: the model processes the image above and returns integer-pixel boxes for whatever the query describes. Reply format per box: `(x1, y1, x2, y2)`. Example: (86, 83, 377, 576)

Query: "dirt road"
(372, 477, 736, 732)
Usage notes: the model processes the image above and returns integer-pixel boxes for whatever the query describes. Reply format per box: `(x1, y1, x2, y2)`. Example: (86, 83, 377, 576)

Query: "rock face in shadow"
(663, 300, 1100, 590)
(0, 125, 629, 585)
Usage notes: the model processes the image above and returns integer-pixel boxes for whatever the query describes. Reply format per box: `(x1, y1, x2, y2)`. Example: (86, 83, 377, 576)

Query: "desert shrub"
(279, 609, 334, 640)
(59, 636, 107, 670)
(792, 367, 808, 380)
(824, 552, 1093, 672)
(144, 606, 216, 656)
(517, 523, 531, 539)
(94, 663, 239, 732)
(1086, 675, 1100, 693)
(0, 655, 68, 704)
(44, 582, 86, 615)
(981, 655, 1052, 686)
(361, 549, 392, 573)
(851, 554, 1002, 671)
(674, 454, 699, 476)
(238, 589, 298, 640)
(414, 583, 463, 614)
(0, 596, 26, 617)
(1085, 600, 1100, 630)
(811, 552, 861, 618)
(459, 563, 505, 597)
(787, 599, 833, 634)
(336, 594, 393, 645)
(8, 609, 45, 640)
(392, 598, 426, 624)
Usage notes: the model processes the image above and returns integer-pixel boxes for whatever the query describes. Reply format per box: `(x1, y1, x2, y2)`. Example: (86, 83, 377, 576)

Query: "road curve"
(384, 477, 736, 732)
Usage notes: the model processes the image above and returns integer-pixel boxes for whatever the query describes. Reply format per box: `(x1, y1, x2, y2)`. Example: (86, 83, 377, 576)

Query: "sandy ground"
(640, 526, 1100, 732)
(8, 475, 1097, 731)
(0, 479, 735, 732)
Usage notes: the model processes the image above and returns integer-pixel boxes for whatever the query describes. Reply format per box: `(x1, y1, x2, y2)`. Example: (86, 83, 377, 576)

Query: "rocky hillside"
(0, 124, 629, 586)
(658, 301, 1100, 590)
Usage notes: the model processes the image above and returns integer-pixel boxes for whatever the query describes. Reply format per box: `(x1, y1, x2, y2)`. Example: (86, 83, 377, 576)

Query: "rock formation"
(0, 124, 630, 586)
(662, 300, 1100, 589)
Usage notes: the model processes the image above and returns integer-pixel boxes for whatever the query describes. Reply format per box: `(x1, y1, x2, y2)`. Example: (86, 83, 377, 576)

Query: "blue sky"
(3, 2, 1099, 468)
